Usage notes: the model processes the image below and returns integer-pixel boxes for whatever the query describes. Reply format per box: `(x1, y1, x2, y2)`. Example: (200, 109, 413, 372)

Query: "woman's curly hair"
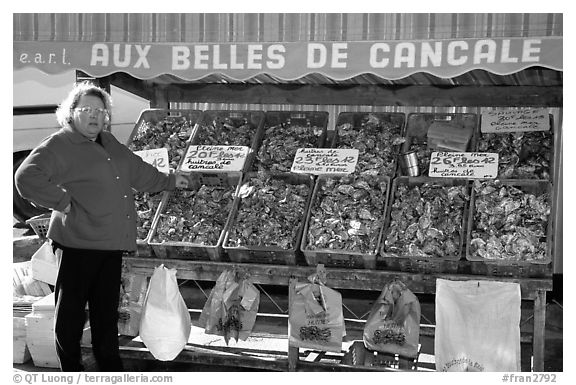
(55, 81, 113, 129)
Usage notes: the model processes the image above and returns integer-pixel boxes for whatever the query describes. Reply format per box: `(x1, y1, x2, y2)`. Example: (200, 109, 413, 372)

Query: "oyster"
(336, 113, 404, 177)
(152, 185, 235, 245)
(252, 120, 324, 172)
(305, 174, 388, 254)
(226, 173, 311, 249)
(195, 115, 258, 147)
(469, 180, 550, 261)
(128, 115, 196, 169)
(383, 181, 469, 259)
(477, 131, 552, 180)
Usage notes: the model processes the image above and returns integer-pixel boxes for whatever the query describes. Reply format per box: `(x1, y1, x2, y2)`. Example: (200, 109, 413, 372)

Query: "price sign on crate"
(180, 145, 249, 172)
(291, 148, 358, 175)
(429, 152, 499, 179)
(134, 148, 170, 173)
(481, 108, 550, 133)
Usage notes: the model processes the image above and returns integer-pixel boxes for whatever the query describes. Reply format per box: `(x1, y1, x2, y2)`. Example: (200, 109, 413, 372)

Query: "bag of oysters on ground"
(363, 279, 421, 358)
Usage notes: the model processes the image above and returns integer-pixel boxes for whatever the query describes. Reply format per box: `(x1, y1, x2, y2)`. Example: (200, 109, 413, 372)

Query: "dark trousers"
(53, 245, 124, 372)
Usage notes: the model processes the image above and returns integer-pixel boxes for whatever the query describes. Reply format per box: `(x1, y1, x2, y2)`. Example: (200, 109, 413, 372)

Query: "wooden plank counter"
(123, 257, 552, 298)
(122, 257, 553, 371)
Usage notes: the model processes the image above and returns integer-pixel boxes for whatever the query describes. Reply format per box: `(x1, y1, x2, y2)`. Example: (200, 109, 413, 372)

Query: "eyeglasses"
(74, 106, 108, 116)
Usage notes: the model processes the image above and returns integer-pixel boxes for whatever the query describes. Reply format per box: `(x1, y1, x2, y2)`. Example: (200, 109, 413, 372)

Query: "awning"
(13, 13, 563, 86)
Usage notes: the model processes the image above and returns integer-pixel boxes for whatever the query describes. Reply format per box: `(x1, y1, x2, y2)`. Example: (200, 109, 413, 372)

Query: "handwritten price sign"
(428, 152, 499, 179)
(180, 145, 249, 172)
(291, 148, 359, 175)
(134, 148, 170, 173)
(481, 108, 550, 133)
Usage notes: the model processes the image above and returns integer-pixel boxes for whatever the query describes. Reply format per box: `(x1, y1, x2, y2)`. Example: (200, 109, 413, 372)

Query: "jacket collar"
(60, 125, 110, 145)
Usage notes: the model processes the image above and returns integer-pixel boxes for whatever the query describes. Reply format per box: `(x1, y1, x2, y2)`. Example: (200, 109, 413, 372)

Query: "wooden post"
(316, 264, 327, 284)
(288, 277, 298, 372)
(150, 86, 169, 109)
(532, 289, 547, 372)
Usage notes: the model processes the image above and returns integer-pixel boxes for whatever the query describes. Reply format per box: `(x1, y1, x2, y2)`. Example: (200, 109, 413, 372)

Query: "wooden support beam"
(150, 86, 169, 109)
(123, 258, 553, 300)
(532, 290, 547, 372)
(107, 73, 562, 107)
(157, 83, 564, 107)
(287, 277, 298, 372)
(108, 74, 153, 102)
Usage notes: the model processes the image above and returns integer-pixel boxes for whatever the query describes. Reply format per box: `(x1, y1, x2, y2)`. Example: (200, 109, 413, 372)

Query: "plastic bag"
(30, 241, 61, 285)
(363, 279, 420, 358)
(288, 272, 345, 353)
(198, 269, 260, 344)
(435, 278, 521, 372)
(118, 273, 148, 337)
(139, 264, 191, 361)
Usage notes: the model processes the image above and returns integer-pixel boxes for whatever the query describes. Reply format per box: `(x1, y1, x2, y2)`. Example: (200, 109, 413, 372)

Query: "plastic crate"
(380, 177, 470, 262)
(222, 172, 314, 265)
(331, 112, 406, 178)
(251, 111, 329, 173)
(399, 113, 479, 177)
(126, 109, 202, 170)
(26, 213, 51, 239)
(134, 191, 166, 257)
(188, 110, 265, 173)
(376, 256, 461, 275)
(476, 114, 554, 181)
(147, 175, 242, 261)
(466, 179, 553, 266)
(300, 175, 391, 269)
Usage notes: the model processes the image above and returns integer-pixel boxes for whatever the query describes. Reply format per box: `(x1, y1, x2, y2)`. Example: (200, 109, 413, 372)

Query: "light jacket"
(15, 126, 176, 251)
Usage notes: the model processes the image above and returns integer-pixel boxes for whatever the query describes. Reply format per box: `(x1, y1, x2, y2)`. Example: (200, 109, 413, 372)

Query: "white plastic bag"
(118, 273, 148, 337)
(435, 278, 521, 372)
(139, 264, 191, 361)
(30, 241, 61, 285)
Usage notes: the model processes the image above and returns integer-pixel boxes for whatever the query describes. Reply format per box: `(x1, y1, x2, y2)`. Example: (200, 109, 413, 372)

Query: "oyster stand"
(13, 13, 561, 372)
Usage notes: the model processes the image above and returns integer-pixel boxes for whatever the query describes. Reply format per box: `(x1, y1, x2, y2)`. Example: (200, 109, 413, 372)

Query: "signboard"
(14, 37, 562, 81)
(481, 108, 550, 133)
(134, 148, 169, 173)
(180, 145, 248, 172)
(291, 148, 359, 175)
(428, 152, 499, 179)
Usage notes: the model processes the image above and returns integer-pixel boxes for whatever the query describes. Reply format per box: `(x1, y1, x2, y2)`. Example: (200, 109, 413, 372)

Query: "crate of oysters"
(331, 112, 406, 178)
(147, 173, 242, 261)
(183, 110, 266, 181)
(477, 111, 554, 181)
(399, 113, 478, 177)
(134, 191, 165, 256)
(466, 179, 553, 266)
(381, 177, 471, 262)
(222, 172, 315, 265)
(250, 111, 329, 173)
(301, 174, 391, 269)
(127, 109, 202, 169)
(127, 109, 203, 255)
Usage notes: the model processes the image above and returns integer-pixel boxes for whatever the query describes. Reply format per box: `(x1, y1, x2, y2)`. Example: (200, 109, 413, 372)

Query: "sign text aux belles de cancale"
(16, 38, 556, 78)
(88, 39, 546, 71)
